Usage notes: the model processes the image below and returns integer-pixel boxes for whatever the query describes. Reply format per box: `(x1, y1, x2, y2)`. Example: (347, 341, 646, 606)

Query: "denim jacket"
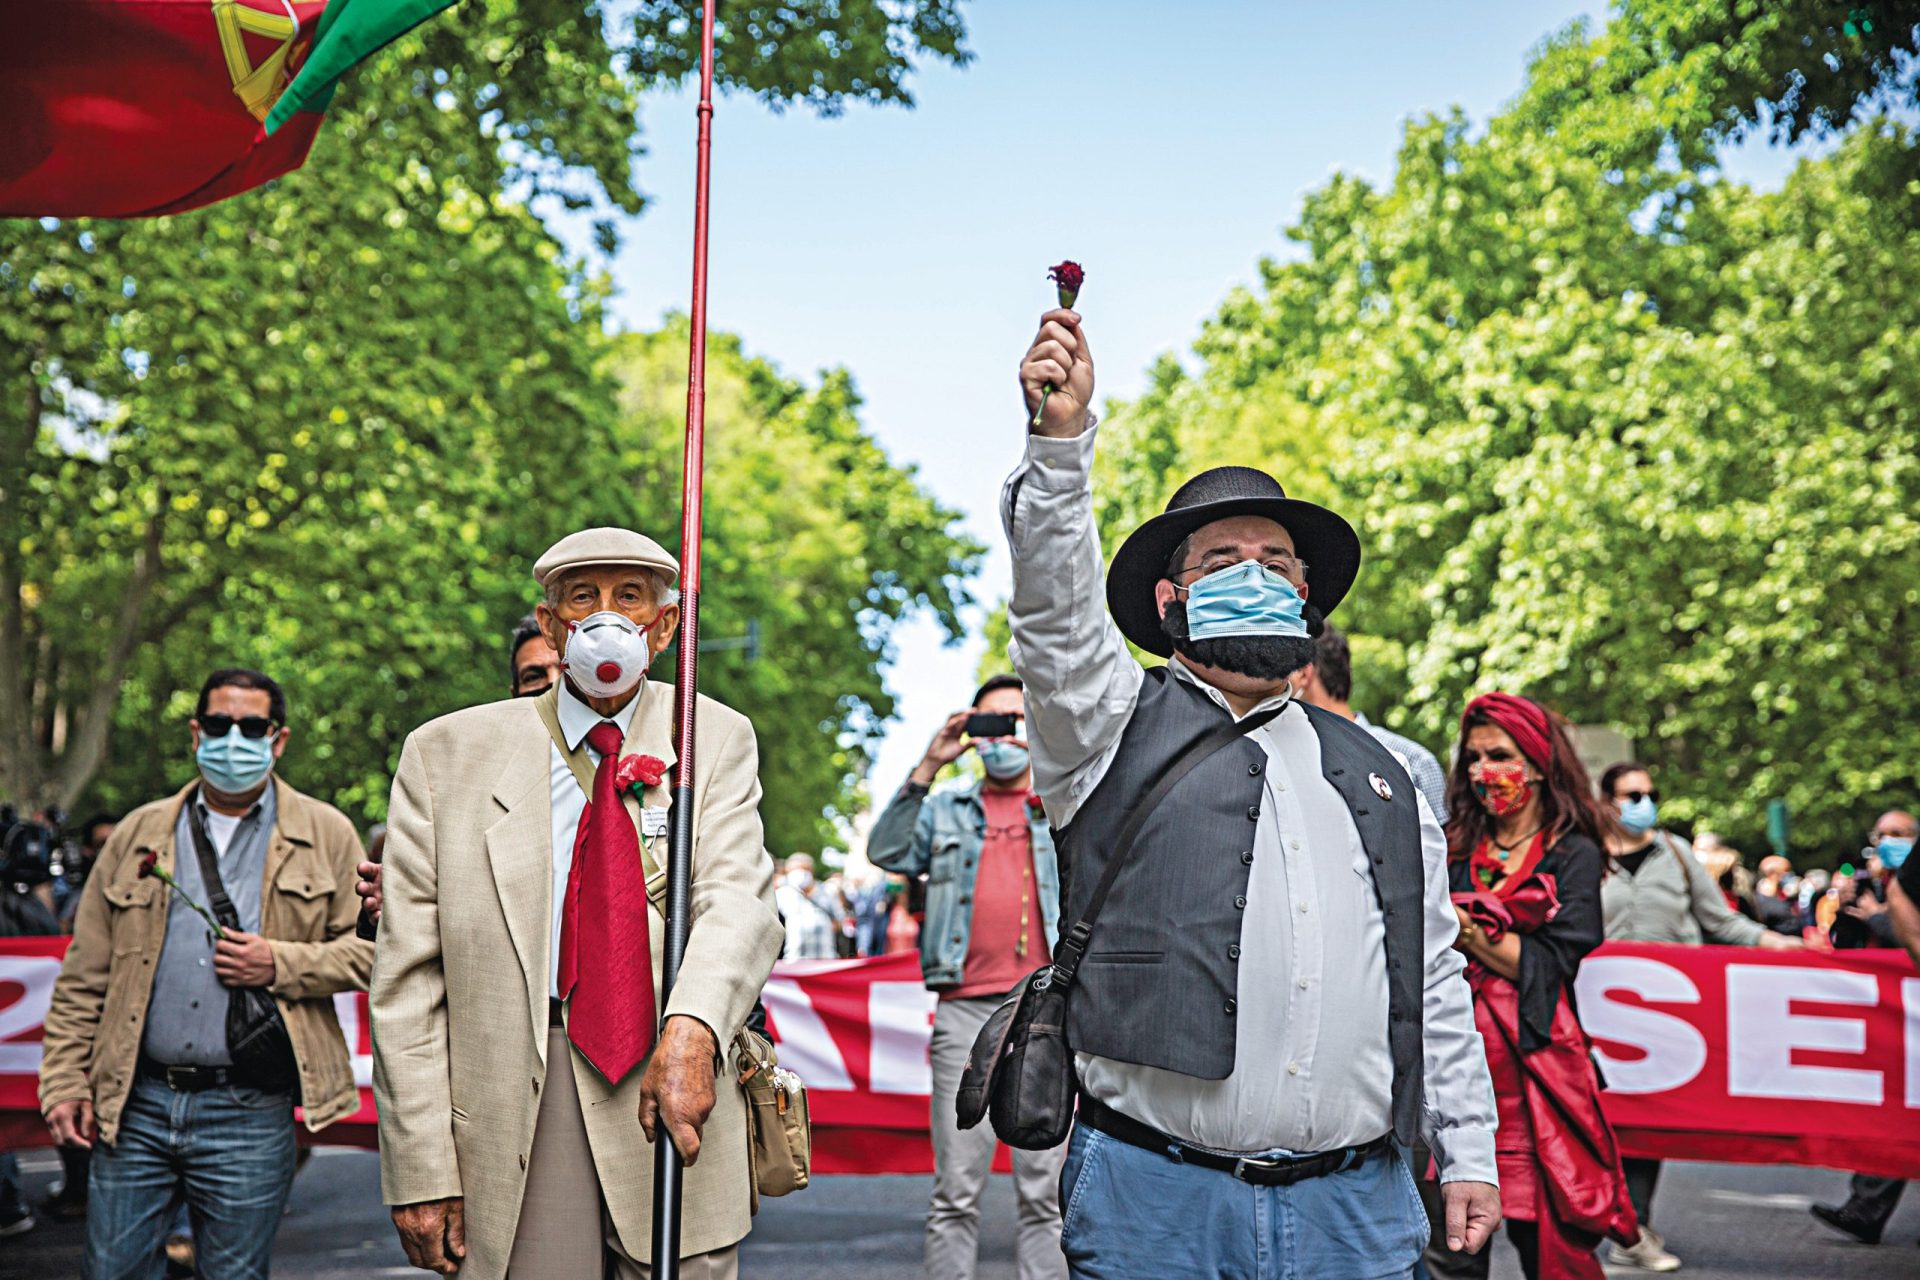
(867, 776, 1060, 990)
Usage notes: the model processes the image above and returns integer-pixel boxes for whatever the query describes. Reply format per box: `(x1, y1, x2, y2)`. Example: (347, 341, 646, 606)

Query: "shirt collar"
(1168, 654, 1294, 720)
(556, 680, 643, 753)
(194, 783, 272, 826)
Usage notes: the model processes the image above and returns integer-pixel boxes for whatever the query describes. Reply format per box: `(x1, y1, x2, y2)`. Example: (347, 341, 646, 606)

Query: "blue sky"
(574, 1, 1802, 839)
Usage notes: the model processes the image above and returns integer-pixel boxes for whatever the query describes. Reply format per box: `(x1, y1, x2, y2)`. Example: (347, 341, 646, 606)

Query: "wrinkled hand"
(392, 1196, 465, 1274)
(637, 1015, 719, 1166)
(46, 1099, 96, 1149)
(1019, 308, 1094, 437)
(356, 860, 384, 925)
(1442, 1179, 1501, 1253)
(213, 930, 277, 988)
(1756, 930, 1803, 950)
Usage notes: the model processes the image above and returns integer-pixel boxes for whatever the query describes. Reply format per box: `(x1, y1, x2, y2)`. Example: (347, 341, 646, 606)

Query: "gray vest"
(1055, 667, 1426, 1143)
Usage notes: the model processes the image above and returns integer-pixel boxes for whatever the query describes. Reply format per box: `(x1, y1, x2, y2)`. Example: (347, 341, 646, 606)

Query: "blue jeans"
(1058, 1124, 1428, 1280)
(85, 1076, 297, 1280)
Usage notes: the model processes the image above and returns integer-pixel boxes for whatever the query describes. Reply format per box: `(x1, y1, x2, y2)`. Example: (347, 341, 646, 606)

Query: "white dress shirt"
(1001, 425, 1497, 1183)
(547, 682, 643, 998)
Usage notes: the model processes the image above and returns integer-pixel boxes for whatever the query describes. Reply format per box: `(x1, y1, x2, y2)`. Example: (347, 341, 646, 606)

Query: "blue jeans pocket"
(222, 1085, 293, 1112)
(1058, 1127, 1106, 1244)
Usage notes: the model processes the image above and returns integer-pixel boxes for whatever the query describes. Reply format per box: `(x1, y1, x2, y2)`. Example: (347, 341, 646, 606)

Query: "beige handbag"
(531, 692, 812, 1206)
(733, 1026, 811, 1212)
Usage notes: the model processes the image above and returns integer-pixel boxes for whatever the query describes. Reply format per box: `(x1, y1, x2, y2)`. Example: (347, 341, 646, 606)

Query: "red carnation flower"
(1025, 790, 1046, 818)
(1047, 260, 1085, 309)
(615, 754, 669, 795)
(137, 848, 159, 879)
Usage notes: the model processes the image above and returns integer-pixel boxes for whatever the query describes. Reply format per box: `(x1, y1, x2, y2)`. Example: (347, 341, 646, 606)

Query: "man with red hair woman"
(1423, 691, 1638, 1280)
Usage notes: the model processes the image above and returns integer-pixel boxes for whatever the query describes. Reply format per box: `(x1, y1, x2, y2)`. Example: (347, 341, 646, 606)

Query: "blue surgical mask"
(1877, 837, 1913, 870)
(1179, 560, 1308, 641)
(977, 740, 1031, 782)
(196, 728, 276, 794)
(1618, 796, 1659, 835)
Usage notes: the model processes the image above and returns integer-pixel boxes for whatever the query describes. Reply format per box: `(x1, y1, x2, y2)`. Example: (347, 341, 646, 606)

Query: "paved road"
(5, 1148, 1916, 1278)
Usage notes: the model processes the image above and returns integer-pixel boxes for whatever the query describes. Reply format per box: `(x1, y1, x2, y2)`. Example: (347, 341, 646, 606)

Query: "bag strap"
(185, 790, 243, 933)
(1048, 701, 1283, 989)
(530, 687, 670, 910)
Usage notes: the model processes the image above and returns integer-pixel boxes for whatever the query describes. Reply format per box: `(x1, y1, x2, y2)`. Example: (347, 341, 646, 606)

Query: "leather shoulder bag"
(185, 796, 301, 1094)
(955, 703, 1281, 1149)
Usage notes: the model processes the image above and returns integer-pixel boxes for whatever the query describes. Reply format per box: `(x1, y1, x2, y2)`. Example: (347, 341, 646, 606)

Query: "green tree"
(1, 0, 977, 836)
(1091, 16, 1920, 855)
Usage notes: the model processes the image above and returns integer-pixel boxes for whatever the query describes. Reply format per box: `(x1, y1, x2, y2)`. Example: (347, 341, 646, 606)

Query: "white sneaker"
(0, 1211, 35, 1239)
(1607, 1228, 1682, 1272)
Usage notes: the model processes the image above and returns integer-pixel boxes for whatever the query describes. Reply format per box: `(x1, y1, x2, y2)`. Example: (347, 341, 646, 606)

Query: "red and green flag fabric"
(0, 0, 454, 218)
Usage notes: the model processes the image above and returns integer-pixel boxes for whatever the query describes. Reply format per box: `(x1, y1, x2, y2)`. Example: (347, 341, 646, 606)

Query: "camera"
(0, 807, 57, 888)
(964, 712, 1020, 739)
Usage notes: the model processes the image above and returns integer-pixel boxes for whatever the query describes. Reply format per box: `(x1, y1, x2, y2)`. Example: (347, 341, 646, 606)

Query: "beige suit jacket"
(371, 681, 783, 1275)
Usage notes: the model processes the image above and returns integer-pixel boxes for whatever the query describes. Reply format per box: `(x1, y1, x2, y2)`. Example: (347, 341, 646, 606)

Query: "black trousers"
(1622, 1156, 1661, 1227)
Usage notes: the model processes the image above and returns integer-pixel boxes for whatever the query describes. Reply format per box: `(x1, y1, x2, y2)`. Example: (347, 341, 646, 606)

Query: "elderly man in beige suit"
(372, 527, 784, 1279)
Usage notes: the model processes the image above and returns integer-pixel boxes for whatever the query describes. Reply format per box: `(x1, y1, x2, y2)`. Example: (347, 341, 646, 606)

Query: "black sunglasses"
(1616, 789, 1659, 804)
(199, 713, 278, 739)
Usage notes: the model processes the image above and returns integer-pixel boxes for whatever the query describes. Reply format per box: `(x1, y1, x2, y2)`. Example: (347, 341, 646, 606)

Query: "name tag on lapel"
(641, 807, 669, 838)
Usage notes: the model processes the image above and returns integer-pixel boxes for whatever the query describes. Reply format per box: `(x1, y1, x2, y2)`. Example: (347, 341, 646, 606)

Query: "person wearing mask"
(38, 668, 372, 1279)
(1294, 622, 1450, 821)
(372, 528, 782, 1278)
(774, 854, 839, 961)
(1750, 854, 1801, 935)
(1428, 693, 1638, 1280)
(1809, 810, 1916, 1245)
(1005, 309, 1499, 1278)
(356, 614, 564, 934)
(1594, 763, 1797, 1271)
(868, 673, 1065, 1280)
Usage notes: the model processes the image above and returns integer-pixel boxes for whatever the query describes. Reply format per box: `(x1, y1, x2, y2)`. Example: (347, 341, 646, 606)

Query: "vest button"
(1246, 805, 1260, 821)
(1228, 944, 1241, 960)
(1233, 895, 1247, 910)
(1248, 763, 1261, 776)
(1223, 999, 1236, 1015)
(1240, 850, 1253, 865)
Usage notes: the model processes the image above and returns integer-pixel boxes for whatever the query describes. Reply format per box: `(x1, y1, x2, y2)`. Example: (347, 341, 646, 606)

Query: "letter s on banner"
(1576, 955, 1708, 1094)
(1727, 965, 1881, 1105)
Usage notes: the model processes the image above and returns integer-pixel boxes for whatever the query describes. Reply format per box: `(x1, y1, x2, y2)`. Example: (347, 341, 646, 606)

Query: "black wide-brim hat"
(1106, 465, 1361, 658)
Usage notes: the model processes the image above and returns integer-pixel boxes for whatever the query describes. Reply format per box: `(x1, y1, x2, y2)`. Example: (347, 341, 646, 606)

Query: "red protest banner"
(4, 940, 1916, 1176)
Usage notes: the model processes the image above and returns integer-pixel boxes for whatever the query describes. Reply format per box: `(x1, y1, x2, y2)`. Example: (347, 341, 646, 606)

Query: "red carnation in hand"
(137, 849, 159, 879)
(615, 754, 669, 795)
(1048, 260, 1085, 309)
(1026, 790, 1046, 818)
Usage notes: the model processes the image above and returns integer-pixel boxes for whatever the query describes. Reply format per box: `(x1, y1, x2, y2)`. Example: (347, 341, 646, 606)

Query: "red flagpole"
(652, 2, 717, 1274)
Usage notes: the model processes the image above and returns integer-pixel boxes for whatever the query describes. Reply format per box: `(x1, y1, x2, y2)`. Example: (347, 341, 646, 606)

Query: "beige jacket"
(39, 777, 374, 1142)
(371, 682, 783, 1275)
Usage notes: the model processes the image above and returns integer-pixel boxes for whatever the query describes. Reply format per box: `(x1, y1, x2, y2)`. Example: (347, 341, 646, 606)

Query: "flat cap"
(532, 527, 680, 588)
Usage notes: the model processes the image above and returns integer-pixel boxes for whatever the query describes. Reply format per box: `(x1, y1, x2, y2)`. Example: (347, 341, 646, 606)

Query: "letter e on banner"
(1907, 978, 1920, 1109)
(1727, 965, 1880, 1104)
(868, 982, 937, 1095)
(1577, 955, 1707, 1094)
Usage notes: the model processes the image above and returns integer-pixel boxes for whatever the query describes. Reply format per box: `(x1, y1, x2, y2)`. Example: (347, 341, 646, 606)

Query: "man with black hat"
(1005, 309, 1500, 1277)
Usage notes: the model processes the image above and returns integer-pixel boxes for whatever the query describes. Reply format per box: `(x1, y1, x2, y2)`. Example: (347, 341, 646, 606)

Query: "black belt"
(136, 1056, 256, 1093)
(1077, 1093, 1392, 1186)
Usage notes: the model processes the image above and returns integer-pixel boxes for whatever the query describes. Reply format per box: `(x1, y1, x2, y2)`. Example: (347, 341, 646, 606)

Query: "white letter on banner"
(0, 956, 61, 1074)
(868, 981, 937, 1095)
(1574, 955, 1707, 1094)
(761, 975, 854, 1091)
(1727, 965, 1881, 1104)
(1906, 978, 1920, 1109)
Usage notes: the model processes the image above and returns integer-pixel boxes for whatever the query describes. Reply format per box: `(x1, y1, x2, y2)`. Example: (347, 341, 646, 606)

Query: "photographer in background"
(0, 802, 63, 1237)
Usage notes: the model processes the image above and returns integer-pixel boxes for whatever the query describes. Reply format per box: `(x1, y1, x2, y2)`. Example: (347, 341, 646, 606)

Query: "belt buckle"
(1231, 1154, 1289, 1182)
(164, 1065, 196, 1091)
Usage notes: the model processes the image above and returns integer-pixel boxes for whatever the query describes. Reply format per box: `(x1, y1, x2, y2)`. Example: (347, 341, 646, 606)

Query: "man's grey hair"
(543, 568, 680, 609)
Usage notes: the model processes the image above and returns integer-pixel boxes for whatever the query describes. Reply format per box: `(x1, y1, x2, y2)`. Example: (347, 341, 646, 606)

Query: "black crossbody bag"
(186, 798, 301, 1094)
(955, 705, 1281, 1149)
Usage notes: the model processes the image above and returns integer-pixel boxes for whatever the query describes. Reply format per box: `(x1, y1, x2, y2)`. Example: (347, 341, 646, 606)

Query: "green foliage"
(1092, 17, 1920, 856)
(0, 0, 977, 852)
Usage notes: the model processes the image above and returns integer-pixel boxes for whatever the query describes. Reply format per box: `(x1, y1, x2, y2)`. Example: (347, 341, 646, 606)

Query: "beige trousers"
(507, 1026, 739, 1280)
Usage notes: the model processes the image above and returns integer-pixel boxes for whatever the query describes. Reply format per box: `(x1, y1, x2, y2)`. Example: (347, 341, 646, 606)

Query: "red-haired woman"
(1424, 692, 1637, 1280)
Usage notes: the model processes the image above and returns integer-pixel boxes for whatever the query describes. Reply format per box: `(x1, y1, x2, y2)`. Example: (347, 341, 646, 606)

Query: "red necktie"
(556, 720, 658, 1082)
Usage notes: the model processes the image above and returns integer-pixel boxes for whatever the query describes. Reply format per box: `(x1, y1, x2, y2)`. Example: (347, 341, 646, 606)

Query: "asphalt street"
(3, 1148, 1915, 1278)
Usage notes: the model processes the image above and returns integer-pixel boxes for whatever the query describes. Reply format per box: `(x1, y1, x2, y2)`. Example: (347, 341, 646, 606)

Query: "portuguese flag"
(0, 0, 454, 218)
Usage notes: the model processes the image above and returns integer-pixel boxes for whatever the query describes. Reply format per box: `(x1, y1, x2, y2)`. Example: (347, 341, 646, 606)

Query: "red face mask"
(1471, 760, 1534, 817)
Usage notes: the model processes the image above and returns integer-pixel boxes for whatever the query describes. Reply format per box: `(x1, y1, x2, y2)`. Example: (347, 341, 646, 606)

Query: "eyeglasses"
(1170, 553, 1309, 583)
(1616, 789, 1659, 804)
(199, 714, 278, 739)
